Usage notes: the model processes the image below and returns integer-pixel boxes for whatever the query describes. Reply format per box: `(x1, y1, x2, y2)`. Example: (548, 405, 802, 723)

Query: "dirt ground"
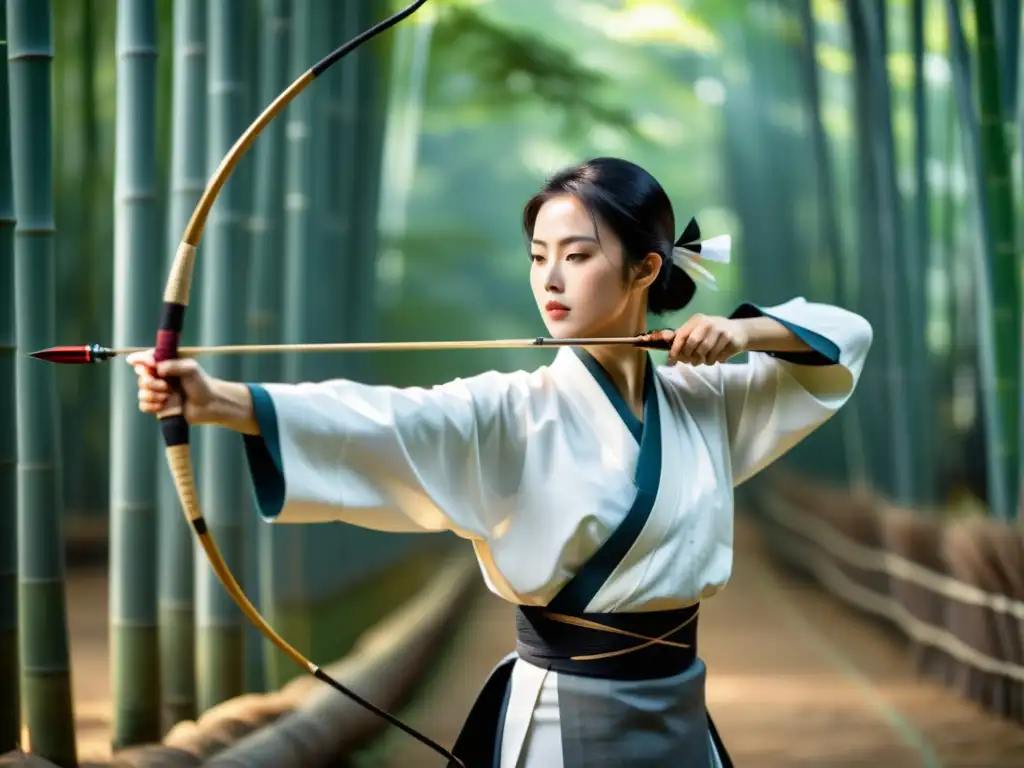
(59, 569, 110, 767)
(47, 515, 1024, 766)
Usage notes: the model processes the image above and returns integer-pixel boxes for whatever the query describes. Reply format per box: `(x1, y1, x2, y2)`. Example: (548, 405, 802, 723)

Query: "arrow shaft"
(114, 336, 662, 358)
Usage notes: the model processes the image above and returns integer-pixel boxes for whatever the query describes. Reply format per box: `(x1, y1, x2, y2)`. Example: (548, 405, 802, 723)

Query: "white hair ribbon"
(670, 217, 732, 291)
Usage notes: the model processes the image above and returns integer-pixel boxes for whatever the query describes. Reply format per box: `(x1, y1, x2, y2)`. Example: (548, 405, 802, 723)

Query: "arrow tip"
(29, 344, 113, 364)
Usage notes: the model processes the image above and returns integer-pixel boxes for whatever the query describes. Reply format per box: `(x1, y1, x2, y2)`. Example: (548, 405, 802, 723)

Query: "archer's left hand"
(647, 314, 749, 366)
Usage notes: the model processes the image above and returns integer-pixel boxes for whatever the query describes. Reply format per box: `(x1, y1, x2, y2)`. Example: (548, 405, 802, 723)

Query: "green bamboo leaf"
(426, 6, 640, 140)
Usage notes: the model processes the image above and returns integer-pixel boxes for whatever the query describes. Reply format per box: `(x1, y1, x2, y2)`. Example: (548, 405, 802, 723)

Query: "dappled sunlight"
(577, 0, 721, 52)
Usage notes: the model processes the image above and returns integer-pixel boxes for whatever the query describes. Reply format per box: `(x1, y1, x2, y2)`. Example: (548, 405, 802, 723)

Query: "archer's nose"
(544, 265, 564, 293)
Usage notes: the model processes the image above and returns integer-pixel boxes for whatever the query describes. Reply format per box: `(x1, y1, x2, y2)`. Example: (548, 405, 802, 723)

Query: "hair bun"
(649, 261, 696, 315)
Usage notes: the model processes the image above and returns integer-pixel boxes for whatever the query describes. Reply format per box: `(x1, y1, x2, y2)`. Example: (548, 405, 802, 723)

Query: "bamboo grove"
(714, 0, 1021, 525)
(0, 0, 1021, 765)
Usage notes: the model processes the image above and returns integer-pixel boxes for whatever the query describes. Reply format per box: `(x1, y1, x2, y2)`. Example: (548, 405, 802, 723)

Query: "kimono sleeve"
(239, 370, 529, 540)
(720, 297, 872, 485)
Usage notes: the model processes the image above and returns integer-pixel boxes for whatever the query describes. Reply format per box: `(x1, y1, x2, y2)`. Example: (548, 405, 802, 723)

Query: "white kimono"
(241, 298, 872, 767)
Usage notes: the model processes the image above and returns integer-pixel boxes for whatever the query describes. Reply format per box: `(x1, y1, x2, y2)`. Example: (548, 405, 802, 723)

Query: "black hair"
(521, 156, 696, 315)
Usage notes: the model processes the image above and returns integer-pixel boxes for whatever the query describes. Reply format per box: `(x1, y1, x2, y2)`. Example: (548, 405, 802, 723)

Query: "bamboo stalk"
(235, 0, 283, 702)
(860, 0, 918, 504)
(325, 0, 354, 383)
(793, 0, 867, 488)
(8, 0, 78, 763)
(244, 0, 291, 693)
(266, 0, 327, 686)
(157, 0, 206, 729)
(995, 0, 1020, 115)
(109, 0, 163, 746)
(972, 0, 1022, 517)
(846, 0, 897, 495)
(944, 0, 1013, 518)
(195, 0, 251, 712)
(349, 0, 393, 357)
(910, 0, 940, 504)
(244, 0, 289, 385)
(0, 1, 19, 753)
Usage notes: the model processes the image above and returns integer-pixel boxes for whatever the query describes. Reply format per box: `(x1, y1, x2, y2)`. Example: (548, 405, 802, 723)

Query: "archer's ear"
(632, 252, 662, 290)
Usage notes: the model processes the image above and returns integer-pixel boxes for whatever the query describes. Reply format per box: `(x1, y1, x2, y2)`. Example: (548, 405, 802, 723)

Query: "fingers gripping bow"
(154, 2, 467, 765)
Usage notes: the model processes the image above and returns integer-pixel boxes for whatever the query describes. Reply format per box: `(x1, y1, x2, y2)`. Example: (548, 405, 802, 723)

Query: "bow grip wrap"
(154, 242, 195, 441)
(154, 306, 189, 446)
(155, 242, 200, 527)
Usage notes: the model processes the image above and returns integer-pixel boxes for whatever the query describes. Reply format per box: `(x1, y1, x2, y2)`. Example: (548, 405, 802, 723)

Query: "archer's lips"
(545, 301, 569, 320)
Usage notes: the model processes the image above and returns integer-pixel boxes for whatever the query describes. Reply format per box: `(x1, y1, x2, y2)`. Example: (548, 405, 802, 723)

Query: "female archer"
(130, 157, 871, 767)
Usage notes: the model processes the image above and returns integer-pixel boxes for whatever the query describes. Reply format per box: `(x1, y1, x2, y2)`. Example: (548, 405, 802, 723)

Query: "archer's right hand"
(127, 349, 217, 423)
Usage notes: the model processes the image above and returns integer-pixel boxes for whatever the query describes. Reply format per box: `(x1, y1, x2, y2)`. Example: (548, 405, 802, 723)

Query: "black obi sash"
(515, 603, 699, 681)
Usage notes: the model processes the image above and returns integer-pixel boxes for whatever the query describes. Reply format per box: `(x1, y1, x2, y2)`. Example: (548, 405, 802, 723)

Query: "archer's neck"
(583, 302, 650, 419)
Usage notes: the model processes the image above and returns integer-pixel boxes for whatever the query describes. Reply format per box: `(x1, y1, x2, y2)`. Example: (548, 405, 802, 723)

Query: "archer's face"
(529, 195, 637, 339)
